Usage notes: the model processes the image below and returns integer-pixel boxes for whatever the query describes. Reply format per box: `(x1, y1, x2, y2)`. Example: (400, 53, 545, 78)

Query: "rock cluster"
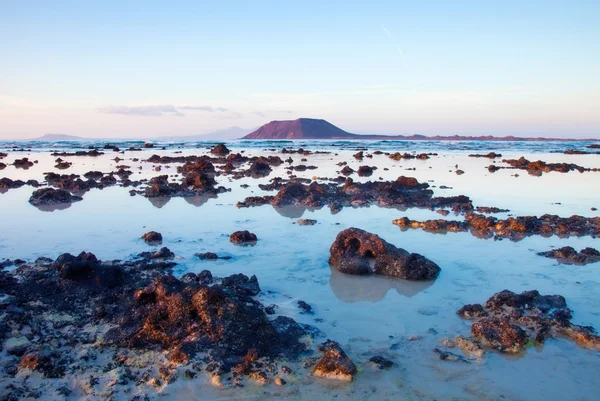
(456, 290, 600, 353)
(538, 246, 600, 265)
(393, 213, 600, 241)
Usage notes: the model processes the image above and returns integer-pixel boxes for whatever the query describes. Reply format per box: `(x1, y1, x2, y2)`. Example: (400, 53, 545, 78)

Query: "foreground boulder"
(313, 340, 356, 381)
(329, 228, 440, 280)
(29, 188, 83, 206)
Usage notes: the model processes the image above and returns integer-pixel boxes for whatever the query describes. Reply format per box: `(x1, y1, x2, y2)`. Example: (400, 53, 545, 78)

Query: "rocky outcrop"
(501, 157, 598, 175)
(393, 213, 600, 241)
(455, 290, 600, 354)
(29, 188, 83, 206)
(141, 231, 163, 245)
(329, 228, 440, 280)
(538, 246, 600, 265)
(237, 177, 473, 214)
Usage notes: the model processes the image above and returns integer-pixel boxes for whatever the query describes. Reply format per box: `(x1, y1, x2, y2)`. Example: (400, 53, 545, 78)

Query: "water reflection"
(32, 203, 73, 212)
(147, 196, 171, 208)
(273, 206, 307, 218)
(184, 195, 213, 207)
(328, 267, 435, 303)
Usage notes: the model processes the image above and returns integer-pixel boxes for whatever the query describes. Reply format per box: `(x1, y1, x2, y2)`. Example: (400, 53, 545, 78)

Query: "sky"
(0, 0, 599, 139)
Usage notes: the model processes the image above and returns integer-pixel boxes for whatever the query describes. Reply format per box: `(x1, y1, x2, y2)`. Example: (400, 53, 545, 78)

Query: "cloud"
(98, 104, 233, 117)
(98, 104, 184, 117)
(252, 111, 266, 117)
(178, 106, 215, 112)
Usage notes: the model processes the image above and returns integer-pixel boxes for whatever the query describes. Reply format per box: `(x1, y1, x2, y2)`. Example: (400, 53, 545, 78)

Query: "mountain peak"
(243, 118, 356, 140)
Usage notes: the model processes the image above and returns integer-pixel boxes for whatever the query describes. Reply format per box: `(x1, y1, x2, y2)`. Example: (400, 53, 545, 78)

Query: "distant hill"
(32, 134, 85, 141)
(243, 118, 596, 141)
(243, 118, 356, 139)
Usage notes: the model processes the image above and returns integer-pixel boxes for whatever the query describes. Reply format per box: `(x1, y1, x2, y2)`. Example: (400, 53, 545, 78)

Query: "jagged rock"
(329, 228, 440, 280)
(313, 340, 356, 381)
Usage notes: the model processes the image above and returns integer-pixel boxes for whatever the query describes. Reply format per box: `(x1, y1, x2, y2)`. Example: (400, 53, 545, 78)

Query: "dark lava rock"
(357, 165, 375, 177)
(329, 228, 441, 280)
(457, 304, 488, 319)
(13, 158, 35, 168)
(368, 355, 393, 370)
(195, 252, 232, 261)
(230, 230, 258, 245)
(0, 251, 314, 385)
(141, 231, 163, 245)
(138, 247, 174, 260)
(469, 152, 502, 158)
(20, 352, 65, 378)
(538, 246, 600, 265)
(29, 188, 83, 206)
(393, 213, 600, 241)
(84, 171, 104, 180)
(238, 176, 472, 214)
(471, 317, 528, 353)
(313, 340, 356, 381)
(0, 177, 26, 190)
(455, 169, 465, 175)
(340, 166, 354, 175)
(502, 156, 597, 175)
(210, 143, 230, 156)
(296, 219, 317, 226)
(455, 289, 600, 354)
(246, 161, 272, 178)
(0, 162, 7, 170)
(297, 300, 313, 314)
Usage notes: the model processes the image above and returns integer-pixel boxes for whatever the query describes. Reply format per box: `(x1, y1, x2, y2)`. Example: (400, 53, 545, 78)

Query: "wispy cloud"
(98, 104, 184, 117)
(98, 104, 233, 117)
(381, 24, 407, 69)
(252, 111, 266, 117)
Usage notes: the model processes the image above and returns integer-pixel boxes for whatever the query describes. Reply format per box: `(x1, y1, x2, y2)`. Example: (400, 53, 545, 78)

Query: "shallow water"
(1, 142, 599, 400)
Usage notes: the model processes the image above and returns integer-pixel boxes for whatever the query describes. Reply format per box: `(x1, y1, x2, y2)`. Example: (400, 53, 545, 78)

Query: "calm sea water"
(1, 141, 599, 400)
(1, 138, 599, 154)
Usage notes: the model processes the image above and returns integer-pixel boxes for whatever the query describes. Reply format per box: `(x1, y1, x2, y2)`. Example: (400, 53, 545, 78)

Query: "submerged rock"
(196, 252, 232, 260)
(313, 340, 356, 381)
(368, 355, 393, 370)
(329, 228, 440, 280)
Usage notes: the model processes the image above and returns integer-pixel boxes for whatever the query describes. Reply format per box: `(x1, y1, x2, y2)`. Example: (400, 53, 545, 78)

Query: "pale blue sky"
(0, 0, 598, 138)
